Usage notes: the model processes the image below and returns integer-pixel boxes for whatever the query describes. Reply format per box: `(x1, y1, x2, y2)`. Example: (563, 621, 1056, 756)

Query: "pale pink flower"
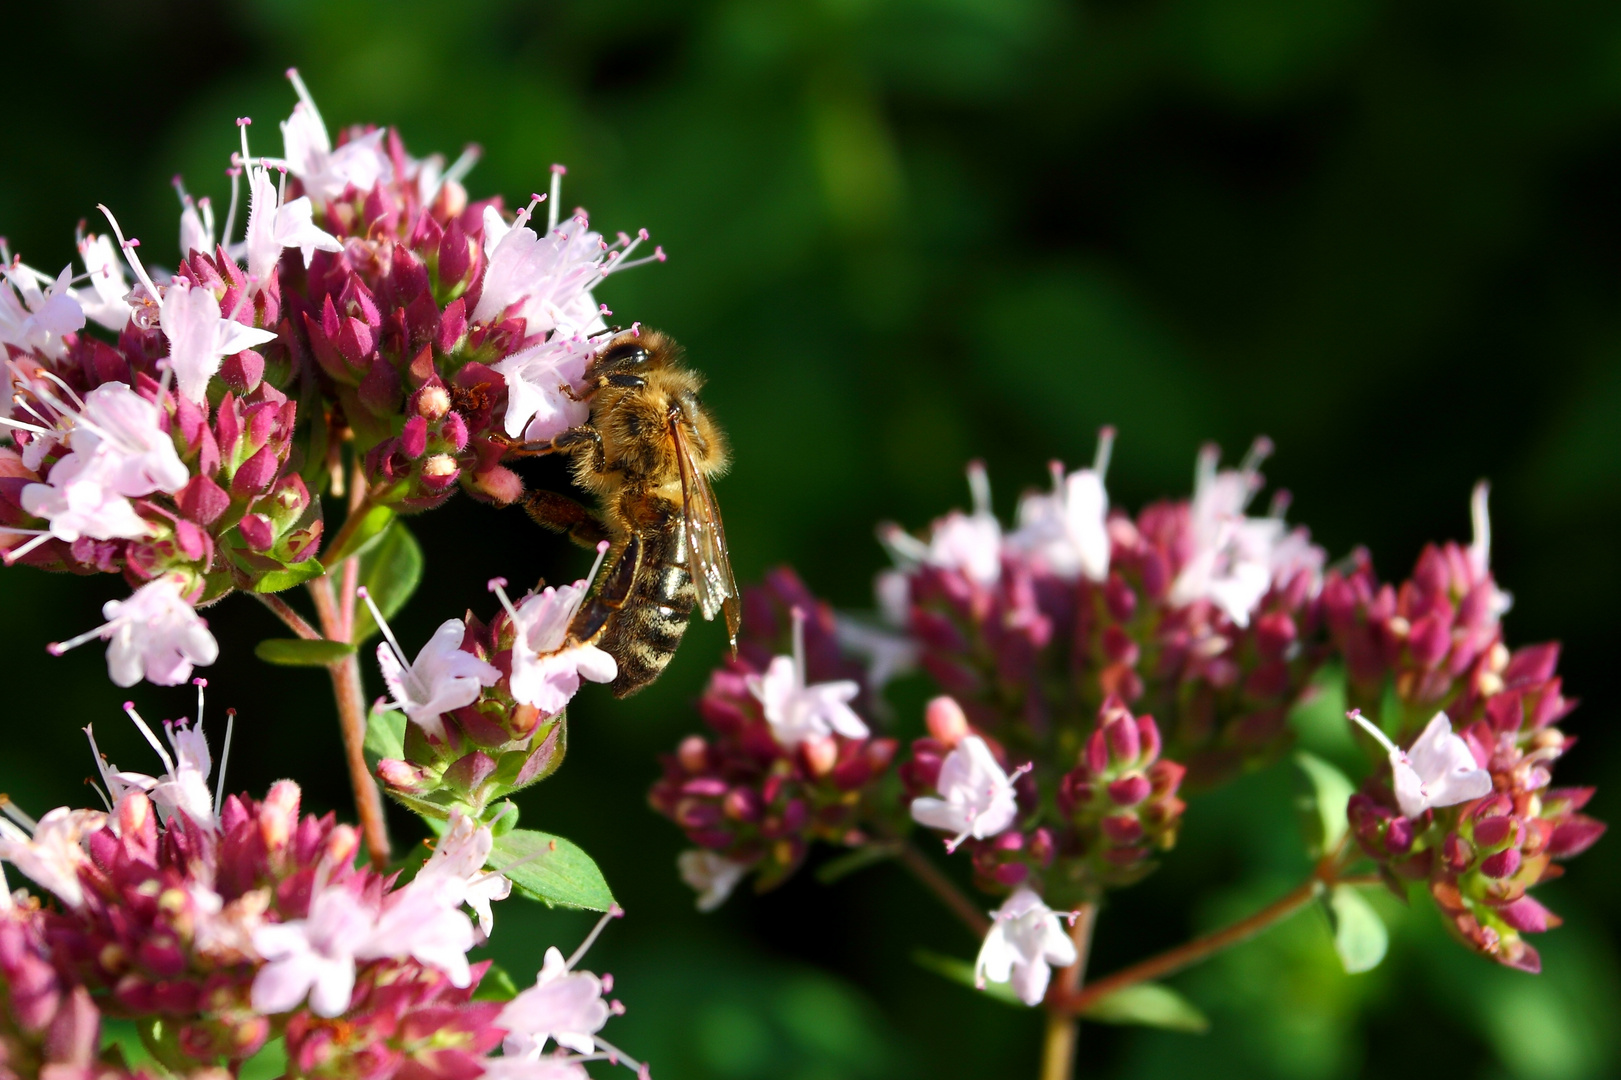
(491, 333, 593, 444)
(506, 581, 617, 716)
(677, 849, 750, 912)
(251, 883, 375, 1017)
(361, 876, 477, 988)
(20, 451, 149, 543)
(499, 946, 611, 1058)
(473, 169, 660, 337)
(74, 232, 131, 331)
(278, 69, 391, 202)
(1008, 429, 1114, 583)
(910, 735, 1022, 852)
(158, 277, 278, 403)
(1349, 710, 1493, 820)
(87, 698, 217, 827)
(746, 607, 866, 748)
(1170, 440, 1323, 627)
(975, 888, 1078, 1006)
(414, 809, 511, 938)
(50, 575, 219, 687)
(241, 151, 342, 285)
(371, 608, 500, 741)
(0, 807, 105, 910)
(881, 462, 1002, 586)
(71, 382, 189, 497)
(0, 261, 84, 360)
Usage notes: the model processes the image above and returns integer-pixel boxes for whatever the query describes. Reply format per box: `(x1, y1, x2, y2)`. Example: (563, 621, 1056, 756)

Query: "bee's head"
(589, 329, 676, 377)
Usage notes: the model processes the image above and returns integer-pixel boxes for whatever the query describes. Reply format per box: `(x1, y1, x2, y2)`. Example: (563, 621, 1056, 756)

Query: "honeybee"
(518, 329, 739, 696)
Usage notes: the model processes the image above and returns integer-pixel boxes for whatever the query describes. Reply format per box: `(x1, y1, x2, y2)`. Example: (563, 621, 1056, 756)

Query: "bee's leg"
(521, 489, 610, 549)
(552, 426, 608, 474)
(569, 533, 641, 643)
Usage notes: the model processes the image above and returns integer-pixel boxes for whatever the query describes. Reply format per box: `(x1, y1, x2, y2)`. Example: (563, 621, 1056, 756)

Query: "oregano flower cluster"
(651, 435, 1604, 1009)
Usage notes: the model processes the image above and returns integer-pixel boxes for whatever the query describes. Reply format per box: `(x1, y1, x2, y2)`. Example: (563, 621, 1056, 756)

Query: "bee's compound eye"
(598, 343, 651, 369)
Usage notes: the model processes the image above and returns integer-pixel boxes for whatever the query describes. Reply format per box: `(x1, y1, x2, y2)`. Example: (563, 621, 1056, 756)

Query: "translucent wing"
(671, 417, 740, 651)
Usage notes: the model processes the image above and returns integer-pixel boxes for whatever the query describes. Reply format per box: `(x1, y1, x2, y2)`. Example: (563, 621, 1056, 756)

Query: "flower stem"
(1040, 901, 1097, 1080)
(1055, 856, 1366, 1016)
(252, 592, 322, 640)
(897, 839, 990, 937)
(309, 573, 391, 866)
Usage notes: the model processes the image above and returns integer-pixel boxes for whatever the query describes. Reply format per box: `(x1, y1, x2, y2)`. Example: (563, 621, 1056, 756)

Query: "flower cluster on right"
(650, 430, 1604, 1002)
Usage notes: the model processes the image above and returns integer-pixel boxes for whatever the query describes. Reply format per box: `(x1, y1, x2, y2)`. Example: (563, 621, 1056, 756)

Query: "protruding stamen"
(284, 68, 325, 135)
(565, 907, 619, 971)
(589, 1035, 645, 1076)
(1347, 709, 1398, 756)
(124, 702, 177, 776)
(48, 620, 111, 655)
(1470, 480, 1492, 571)
(356, 586, 411, 672)
(222, 166, 243, 251)
(790, 606, 807, 691)
(216, 708, 236, 811)
(488, 578, 523, 626)
(547, 164, 566, 233)
(442, 143, 482, 188)
(966, 460, 992, 519)
(877, 522, 930, 566)
(1093, 425, 1116, 480)
(95, 205, 159, 300)
(2, 533, 53, 565)
(0, 794, 38, 834)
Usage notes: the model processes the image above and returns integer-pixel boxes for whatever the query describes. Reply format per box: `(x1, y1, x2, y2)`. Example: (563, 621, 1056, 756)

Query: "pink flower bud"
(417, 384, 452, 421)
(1101, 815, 1144, 844)
(1481, 848, 1521, 879)
(1472, 815, 1517, 850)
(1105, 712, 1140, 763)
(678, 736, 709, 773)
(1107, 774, 1150, 806)
(802, 735, 838, 777)
(238, 513, 275, 552)
(400, 415, 428, 459)
(925, 695, 970, 747)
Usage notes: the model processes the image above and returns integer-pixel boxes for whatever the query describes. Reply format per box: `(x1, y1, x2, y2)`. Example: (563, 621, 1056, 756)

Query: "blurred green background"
(3, 1, 1620, 1077)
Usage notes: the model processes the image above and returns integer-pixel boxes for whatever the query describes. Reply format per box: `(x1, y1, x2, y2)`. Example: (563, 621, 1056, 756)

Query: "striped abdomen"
(599, 520, 696, 696)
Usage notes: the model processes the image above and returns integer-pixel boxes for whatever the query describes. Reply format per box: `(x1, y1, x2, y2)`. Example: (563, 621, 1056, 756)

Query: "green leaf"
(239, 1037, 288, 1080)
(1080, 982, 1210, 1033)
(351, 521, 424, 643)
(364, 703, 407, 767)
(489, 828, 615, 912)
(472, 964, 520, 1002)
(248, 555, 326, 594)
(1325, 884, 1388, 974)
(255, 638, 357, 667)
(323, 504, 396, 567)
(1292, 751, 1355, 858)
(912, 949, 1023, 1008)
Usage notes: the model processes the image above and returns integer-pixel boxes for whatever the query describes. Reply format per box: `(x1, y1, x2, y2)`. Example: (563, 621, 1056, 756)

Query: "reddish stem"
(897, 840, 991, 937)
(309, 574, 390, 866)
